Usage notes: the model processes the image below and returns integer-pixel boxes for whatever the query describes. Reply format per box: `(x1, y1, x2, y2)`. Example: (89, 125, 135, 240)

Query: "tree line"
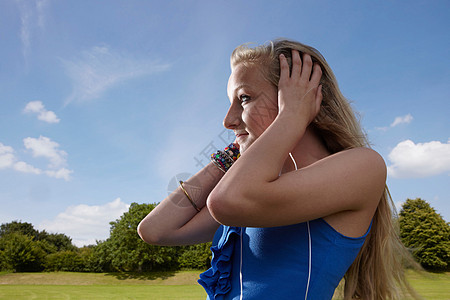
(0, 203, 211, 273)
(1, 198, 449, 273)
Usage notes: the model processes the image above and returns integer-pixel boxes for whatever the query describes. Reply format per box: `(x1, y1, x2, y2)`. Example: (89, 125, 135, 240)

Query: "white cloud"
(45, 168, 72, 181)
(23, 136, 67, 168)
(376, 113, 413, 131)
(38, 198, 130, 247)
(22, 136, 73, 181)
(0, 142, 45, 175)
(13, 161, 42, 174)
(23, 100, 44, 113)
(23, 101, 60, 123)
(0, 136, 73, 181)
(61, 46, 171, 105)
(387, 139, 450, 178)
(0, 143, 16, 169)
(0, 139, 73, 181)
(390, 113, 413, 127)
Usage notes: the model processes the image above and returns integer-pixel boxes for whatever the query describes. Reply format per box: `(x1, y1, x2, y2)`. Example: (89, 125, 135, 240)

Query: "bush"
(44, 250, 83, 272)
(178, 243, 212, 269)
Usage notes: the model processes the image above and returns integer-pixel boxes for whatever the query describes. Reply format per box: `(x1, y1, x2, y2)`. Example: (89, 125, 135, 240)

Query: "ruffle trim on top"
(198, 226, 241, 300)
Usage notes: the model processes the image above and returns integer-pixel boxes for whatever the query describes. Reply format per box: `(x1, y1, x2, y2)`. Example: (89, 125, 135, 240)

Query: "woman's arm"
(138, 161, 223, 246)
(207, 51, 386, 228)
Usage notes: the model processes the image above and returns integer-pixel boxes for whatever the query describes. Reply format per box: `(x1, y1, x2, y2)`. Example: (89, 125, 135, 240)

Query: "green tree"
(0, 221, 38, 238)
(78, 245, 103, 272)
(399, 198, 450, 271)
(0, 221, 78, 272)
(0, 232, 45, 272)
(37, 231, 77, 252)
(102, 202, 179, 272)
(90, 240, 113, 272)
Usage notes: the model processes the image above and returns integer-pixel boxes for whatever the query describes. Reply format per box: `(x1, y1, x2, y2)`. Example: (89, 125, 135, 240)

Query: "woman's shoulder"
(326, 147, 387, 177)
(320, 147, 386, 237)
(334, 147, 385, 161)
(315, 146, 387, 212)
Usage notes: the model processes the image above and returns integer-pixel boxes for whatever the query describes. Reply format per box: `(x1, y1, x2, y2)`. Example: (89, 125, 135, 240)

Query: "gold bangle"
(179, 181, 201, 212)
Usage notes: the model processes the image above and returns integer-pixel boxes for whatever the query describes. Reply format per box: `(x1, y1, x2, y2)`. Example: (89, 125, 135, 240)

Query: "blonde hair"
(231, 39, 420, 299)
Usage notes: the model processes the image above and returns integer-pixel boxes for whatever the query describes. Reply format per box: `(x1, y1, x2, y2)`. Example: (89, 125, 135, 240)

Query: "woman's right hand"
(277, 50, 322, 127)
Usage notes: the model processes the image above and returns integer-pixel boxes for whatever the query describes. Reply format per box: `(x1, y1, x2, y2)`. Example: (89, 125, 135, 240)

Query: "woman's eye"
(240, 95, 251, 103)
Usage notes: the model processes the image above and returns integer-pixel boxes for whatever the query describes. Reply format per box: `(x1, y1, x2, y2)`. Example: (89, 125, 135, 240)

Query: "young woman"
(138, 39, 418, 299)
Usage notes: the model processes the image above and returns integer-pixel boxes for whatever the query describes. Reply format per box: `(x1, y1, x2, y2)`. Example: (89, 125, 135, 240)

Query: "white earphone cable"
(289, 153, 311, 300)
(240, 153, 311, 299)
(239, 227, 243, 300)
(305, 221, 311, 300)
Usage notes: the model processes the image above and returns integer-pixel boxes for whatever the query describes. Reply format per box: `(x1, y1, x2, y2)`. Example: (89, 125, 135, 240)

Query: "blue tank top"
(198, 218, 371, 300)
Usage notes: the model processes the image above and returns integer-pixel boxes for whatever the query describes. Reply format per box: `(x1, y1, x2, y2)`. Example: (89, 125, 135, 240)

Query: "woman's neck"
(282, 126, 330, 173)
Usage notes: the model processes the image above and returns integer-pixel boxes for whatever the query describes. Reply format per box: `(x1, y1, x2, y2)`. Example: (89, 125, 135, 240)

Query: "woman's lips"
(235, 133, 249, 141)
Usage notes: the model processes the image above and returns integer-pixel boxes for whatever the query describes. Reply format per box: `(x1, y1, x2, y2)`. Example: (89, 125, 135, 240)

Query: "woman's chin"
(238, 142, 251, 153)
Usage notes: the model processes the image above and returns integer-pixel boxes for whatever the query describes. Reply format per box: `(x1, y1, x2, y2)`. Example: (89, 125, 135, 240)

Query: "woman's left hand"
(278, 50, 323, 126)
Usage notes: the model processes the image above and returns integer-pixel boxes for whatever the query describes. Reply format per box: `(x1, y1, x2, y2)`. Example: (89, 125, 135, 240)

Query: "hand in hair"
(278, 50, 322, 127)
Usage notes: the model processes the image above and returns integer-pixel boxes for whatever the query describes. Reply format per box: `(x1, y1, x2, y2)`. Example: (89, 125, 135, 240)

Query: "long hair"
(231, 39, 420, 299)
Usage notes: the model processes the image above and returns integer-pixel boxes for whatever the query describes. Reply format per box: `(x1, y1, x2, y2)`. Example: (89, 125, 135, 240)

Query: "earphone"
(238, 153, 312, 300)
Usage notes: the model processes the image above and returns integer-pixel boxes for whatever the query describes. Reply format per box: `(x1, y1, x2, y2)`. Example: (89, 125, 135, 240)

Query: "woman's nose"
(223, 103, 241, 129)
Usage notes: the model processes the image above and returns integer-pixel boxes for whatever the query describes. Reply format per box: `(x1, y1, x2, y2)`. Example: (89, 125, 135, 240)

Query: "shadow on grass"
(104, 271, 178, 281)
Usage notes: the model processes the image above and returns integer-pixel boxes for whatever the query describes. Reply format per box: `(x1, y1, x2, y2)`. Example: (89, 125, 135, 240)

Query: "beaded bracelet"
(210, 143, 240, 173)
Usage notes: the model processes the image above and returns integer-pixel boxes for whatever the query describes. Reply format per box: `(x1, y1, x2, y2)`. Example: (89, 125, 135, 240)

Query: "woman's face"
(224, 63, 278, 152)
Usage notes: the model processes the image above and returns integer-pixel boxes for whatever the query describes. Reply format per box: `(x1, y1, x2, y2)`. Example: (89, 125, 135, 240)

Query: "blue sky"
(1, 0, 449, 246)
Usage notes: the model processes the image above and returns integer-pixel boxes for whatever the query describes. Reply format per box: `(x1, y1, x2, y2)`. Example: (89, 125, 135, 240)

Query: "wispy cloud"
(387, 139, 450, 178)
(15, 0, 49, 62)
(18, 2, 31, 59)
(390, 113, 413, 127)
(376, 113, 413, 131)
(61, 46, 171, 105)
(36, 0, 49, 28)
(23, 101, 60, 123)
(38, 198, 130, 247)
(156, 126, 234, 183)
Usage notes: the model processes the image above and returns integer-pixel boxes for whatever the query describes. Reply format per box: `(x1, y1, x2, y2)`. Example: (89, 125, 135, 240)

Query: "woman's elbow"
(207, 190, 243, 226)
(137, 220, 164, 245)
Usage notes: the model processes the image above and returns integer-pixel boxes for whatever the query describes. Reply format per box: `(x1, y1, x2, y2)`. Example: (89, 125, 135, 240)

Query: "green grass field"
(0, 270, 448, 299)
(405, 270, 450, 299)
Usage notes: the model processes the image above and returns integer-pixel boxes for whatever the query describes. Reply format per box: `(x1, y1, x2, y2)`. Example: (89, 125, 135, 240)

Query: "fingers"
(290, 50, 302, 79)
(310, 63, 322, 86)
(283, 50, 321, 83)
(279, 51, 322, 93)
(314, 84, 323, 118)
(279, 54, 289, 83)
(316, 85, 323, 107)
(299, 52, 313, 82)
